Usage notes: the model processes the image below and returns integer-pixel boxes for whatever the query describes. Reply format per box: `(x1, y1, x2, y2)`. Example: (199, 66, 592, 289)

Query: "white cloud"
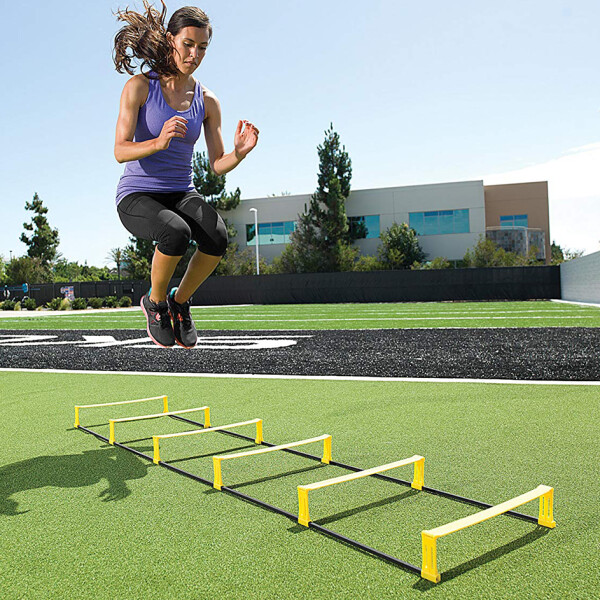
(483, 143, 600, 255)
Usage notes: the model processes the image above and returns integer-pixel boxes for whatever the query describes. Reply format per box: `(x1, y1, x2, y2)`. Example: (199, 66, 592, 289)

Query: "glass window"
(410, 209, 469, 235)
(439, 210, 453, 234)
(423, 211, 439, 236)
(246, 223, 256, 245)
(364, 215, 380, 238)
(501, 214, 528, 229)
(409, 212, 424, 235)
(453, 209, 470, 233)
(271, 222, 285, 244)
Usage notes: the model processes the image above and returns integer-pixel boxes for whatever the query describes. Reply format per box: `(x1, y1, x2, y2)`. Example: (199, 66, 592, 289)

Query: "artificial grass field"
(1, 370, 599, 599)
(0, 300, 599, 330)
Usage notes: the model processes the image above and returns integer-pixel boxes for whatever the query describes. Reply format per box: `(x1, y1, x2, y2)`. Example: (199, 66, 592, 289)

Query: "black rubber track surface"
(1, 328, 599, 380)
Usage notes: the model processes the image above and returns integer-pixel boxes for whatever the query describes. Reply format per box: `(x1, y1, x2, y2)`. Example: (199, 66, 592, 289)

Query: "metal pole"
(249, 208, 259, 275)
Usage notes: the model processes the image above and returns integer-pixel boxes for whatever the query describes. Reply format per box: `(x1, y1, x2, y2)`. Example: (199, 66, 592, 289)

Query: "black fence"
(20, 266, 560, 306)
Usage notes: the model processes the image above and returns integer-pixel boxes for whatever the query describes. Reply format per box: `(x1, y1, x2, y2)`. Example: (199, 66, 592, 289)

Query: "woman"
(112, 1, 259, 348)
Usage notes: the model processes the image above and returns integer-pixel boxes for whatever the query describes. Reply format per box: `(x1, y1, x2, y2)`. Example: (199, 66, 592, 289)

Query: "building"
(226, 180, 550, 264)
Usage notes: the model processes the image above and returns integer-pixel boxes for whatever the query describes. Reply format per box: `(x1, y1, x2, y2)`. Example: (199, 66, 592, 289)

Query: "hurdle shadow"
(412, 527, 550, 591)
(227, 463, 328, 491)
(287, 488, 418, 533)
(0, 446, 150, 516)
(166, 444, 256, 464)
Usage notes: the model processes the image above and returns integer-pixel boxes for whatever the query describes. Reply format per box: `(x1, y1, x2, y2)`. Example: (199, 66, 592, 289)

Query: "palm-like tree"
(106, 247, 124, 280)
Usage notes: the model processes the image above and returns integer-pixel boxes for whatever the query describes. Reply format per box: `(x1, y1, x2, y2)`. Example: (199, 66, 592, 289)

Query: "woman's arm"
(203, 88, 259, 176)
(114, 76, 188, 163)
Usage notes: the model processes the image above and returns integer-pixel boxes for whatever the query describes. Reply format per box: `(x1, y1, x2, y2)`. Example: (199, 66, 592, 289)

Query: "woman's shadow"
(0, 445, 150, 516)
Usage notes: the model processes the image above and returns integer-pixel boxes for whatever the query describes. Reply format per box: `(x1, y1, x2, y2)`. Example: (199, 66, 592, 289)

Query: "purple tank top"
(115, 71, 205, 205)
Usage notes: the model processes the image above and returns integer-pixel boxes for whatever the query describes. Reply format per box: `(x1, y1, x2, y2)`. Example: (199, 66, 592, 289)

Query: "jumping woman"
(112, 1, 259, 348)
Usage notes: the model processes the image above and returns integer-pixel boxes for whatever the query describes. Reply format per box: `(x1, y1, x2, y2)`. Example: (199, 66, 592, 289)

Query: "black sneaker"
(141, 292, 175, 348)
(167, 287, 197, 349)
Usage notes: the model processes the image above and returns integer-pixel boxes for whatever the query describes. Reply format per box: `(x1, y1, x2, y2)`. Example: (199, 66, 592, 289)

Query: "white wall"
(226, 180, 486, 262)
(560, 251, 600, 304)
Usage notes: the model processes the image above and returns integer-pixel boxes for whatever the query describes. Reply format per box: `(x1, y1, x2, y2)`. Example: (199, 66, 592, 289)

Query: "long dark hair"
(112, 0, 212, 79)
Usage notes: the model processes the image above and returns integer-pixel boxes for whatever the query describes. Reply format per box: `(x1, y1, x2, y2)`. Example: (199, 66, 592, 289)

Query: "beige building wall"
(484, 182, 551, 263)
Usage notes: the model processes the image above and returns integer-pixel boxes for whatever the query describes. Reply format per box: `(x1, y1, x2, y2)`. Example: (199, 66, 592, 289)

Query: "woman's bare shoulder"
(123, 73, 151, 108)
(201, 85, 220, 120)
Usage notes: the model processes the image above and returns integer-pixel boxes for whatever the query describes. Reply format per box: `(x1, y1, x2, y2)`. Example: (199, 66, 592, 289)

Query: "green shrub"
(46, 297, 62, 310)
(71, 297, 87, 310)
(87, 297, 103, 309)
(22, 298, 37, 310)
(119, 295, 133, 307)
(13, 301, 21, 311)
(59, 298, 71, 311)
(353, 255, 384, 272)
(2, 300, 16, 310)
(104, 295, 118, 308)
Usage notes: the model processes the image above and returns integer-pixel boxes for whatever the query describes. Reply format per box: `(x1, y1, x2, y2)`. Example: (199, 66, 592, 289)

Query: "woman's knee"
(156, 220, 192, 256)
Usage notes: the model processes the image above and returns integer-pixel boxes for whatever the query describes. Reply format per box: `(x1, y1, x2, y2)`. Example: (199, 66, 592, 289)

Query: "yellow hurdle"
(108, 406, 210, 445)
(74, 395, 168, 428)
(420, 484, 556, 583)
(297, 455, 424, 527)
(212, 435, 332, 490)
(152, 418, 263, 464)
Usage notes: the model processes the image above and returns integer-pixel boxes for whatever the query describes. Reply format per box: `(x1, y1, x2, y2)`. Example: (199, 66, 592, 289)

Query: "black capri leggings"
(117, 190, 228, 257)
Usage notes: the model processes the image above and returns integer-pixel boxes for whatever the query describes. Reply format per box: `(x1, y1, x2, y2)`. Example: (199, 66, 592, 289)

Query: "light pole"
(249, 208, 259, 275)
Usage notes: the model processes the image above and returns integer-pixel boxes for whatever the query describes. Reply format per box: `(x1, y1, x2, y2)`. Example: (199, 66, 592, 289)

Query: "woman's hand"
(155, 116, 188, 151)
(234, 119, 259, 160)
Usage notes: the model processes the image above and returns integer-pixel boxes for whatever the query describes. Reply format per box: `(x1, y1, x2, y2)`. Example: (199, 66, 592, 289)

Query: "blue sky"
(2, 0, 599, 266)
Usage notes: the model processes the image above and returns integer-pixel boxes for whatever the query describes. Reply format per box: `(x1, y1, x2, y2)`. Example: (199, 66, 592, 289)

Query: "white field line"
(0, 315, 595, 323)
(551, 299, 600, 308)
(1, 367, 598, 385)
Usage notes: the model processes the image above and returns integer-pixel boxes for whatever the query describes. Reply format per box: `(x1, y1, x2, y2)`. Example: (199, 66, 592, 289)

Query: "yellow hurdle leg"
(213, 457, 223, 490)
(412, 457, 424, 490)
(421, 532, 440, 583)
(298, 487, 310, 527)
(204, 407, 211, 428)
(255, 419, 263, 444)
(162, 396, 169, 412)
(74, 406, 80, 428)
(322, 436, 332, 464)
(109, 420, 116, 445)
(153, 436, 161, 464)
(538, 488, 556, 528)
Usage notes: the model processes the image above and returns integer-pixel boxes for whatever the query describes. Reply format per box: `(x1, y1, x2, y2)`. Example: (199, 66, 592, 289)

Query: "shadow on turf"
(412, 527, 550, 590)
(0, 446, 150, 516)
(287, 488, 418, 533)
(226, 463, 328, 490)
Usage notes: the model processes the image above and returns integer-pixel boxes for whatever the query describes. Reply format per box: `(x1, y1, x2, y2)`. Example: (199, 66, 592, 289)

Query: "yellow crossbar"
(421, 484, 556, 583)
(297, 455, 424, 527)
(74, 395, 168, 427)
(152, 419, 263, 464)
(212, 435, 332, 490)
(108, 406, 210, 445)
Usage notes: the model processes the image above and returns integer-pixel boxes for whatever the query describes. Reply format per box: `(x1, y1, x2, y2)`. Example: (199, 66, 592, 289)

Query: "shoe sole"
(169, 309, 197, 349)
(141, 296, 174, 349)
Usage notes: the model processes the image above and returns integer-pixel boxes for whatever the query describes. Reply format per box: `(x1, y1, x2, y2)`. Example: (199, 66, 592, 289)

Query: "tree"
(106, 248, 124, 280)
(20, 193, 60, 266)
(53, 259, 111, 282)
(5, 256, 53, 285)
(377, 223, 426, 269)
(281, 123, 355, 272)
(551, 241, 584, 264)
(192, 150, 241, 212)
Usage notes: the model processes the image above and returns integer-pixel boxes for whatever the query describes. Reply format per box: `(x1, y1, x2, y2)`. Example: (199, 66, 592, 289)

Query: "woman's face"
(168, 26, 210, 74)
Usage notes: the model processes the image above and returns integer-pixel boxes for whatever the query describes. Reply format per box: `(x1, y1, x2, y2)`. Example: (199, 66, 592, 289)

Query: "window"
(500, 214, 528, 229)
(348, 215, 381, 239)
(409, 209, 470, 235)
(246, 220, 297, 245)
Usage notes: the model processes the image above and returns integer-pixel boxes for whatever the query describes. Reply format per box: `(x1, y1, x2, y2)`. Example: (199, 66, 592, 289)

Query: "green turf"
(1, 300, 599, 330)
(1, 370, 598, 599)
